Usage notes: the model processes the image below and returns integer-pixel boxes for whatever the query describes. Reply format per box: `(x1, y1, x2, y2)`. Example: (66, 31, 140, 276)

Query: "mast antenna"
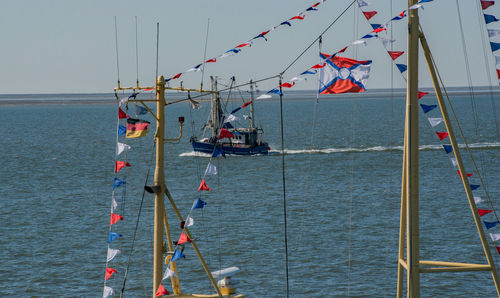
(135, 16, 139, 88)
(155, 22, 160, 81)
(114, 16, 121, 87)
(200, 18, 210, 90)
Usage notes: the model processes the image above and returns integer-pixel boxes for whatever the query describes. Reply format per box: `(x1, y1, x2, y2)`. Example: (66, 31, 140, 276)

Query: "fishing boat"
(190, 77, 270, 156)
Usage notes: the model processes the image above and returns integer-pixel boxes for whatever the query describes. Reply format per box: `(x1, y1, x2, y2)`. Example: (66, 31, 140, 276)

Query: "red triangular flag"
(338, 46, 348, 53)
(177, 232, 192, 245)
(115, 160, 131, 173)
(280, 82, 295, 88)
(205, 58, 216, 63)
(105, 268, 117, 280)
(457, 170, 473, 178)
(478, 209, 493, 216)
(311, 63, 326, 69)
(362, 11, 378, 20)
(197, 179, 211, 192)
(110, 213, 123, 225)
(388, 51, 404, 60)
(496, 246, 500, 254)
(496, 69, 500, 79)
(418, 91, 429, 99)
(372, 26, 386, 33)
(218, 128, 234, 139)
(172, 73, 182, 80)
(290, 15, 305, 20)
(436, 132, 448, 140)
(242, 101, 253, 108)
(481, 0, 495, 10)
(155, 283, 169, 297)
(118, 107, 130, 119)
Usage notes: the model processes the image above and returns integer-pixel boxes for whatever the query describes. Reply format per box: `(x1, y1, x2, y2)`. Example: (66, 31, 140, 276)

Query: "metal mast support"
(210, 77, 219, 138)
(154, 75, 167, 297)
(249, 80, 256, 130)
(397, 6, 500, 296)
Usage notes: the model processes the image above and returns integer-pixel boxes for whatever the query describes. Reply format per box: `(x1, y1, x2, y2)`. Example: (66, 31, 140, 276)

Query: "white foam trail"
(179, 142, 500, 157)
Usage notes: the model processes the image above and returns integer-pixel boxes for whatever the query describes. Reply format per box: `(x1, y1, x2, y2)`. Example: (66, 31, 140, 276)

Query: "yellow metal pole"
(164, 187, 223, 297)
(153, 75, 166, 297)
(406, 1, 420, 297)
(419, 31, 500, 296)
(397, 124, 408, 298)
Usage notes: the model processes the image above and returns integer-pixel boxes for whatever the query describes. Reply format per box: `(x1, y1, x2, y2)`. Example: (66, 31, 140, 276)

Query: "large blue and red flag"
(318, 53, 372, 94)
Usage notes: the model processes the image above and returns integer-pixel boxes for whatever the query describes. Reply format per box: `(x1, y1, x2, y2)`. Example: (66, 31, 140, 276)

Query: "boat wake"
(179, 142, 500, 156)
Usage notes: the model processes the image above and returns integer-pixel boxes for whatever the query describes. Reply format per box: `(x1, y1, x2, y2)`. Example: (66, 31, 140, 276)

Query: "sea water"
(0, 90, 499, 297)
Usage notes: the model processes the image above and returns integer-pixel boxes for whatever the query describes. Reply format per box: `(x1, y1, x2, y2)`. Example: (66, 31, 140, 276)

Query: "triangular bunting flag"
(242, 101, 253, 108)
(212, 146, 226, 158)
(396, 64, 407, 73)
(357, 0, 369, 7)
(490, 233, 500, 242)
(280, 82, 295, 88)
(224, 114, 239, 123)
(218, 128, 234, 139)
(197, 179, 211, 192)
(379, 37, 396, 47)
(481, 1, 495, 10)
(135, 104, 148, 115)
(111, 195, 118, 212)
(113, 178, 126, 190)
(105, 268, 117, 280)
(205, 162, 217, 175)
(311, 63, 326, 69)
(428, 117, 443, 127)
(110, 213, 123, 225)
(118, 125, 126, 137)
(192, 197, 207, 209)
(420, 104, 437, 113)
(485, 221, 500, 229)
(108, 231, 122, 243)
(177, 232, 192, 245)
(162, 267, 177, 280)
(362, 11, 378, 20)
(485, 14, 499, 24)
(116, 142, 131, 156)
(474, 196, 484, 204)
(118, 107, 130, 119)
(489, 29, 500, 38)
(418, 91, 429, 99)
(436, 131, 448, 140)
(497, 69, 500, 79)
(155, 284, 169, 297)
(491, 42, 500, 51)
(496, 246, 500, 254)
(457, 170, 473, 178)
(443, 144, 453, 154)
(115, 160, 131, 173)
(171, 249, 186, 262)
(185, 215, 194, 227)
(103, 286, 115, 298)
(257, 94, 272, 99)
(388, 51, 404, 60)
(107, 248, 121, 262)
(450, 157, 458, 167)
(478, 209, 492, 216)
(471, 184, 481, 190)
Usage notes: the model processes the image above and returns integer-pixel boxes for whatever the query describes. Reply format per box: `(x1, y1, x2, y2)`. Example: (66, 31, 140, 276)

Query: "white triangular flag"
(224, 114, 239, 123)
(428, 117, 443, 127)
(189, 99, 200, 109)
(379, 37, 396, 48)
(107, 248, 121, 262)
(409, 4, 423, 9)
(495, 56, 500, 66)
(116, 142, 131, 156)
(103, 286, 115, 298)
(351, 40, 367, 46)
(243, 115, 249, 119)
(490, 233, 500, 242)
(489, 29, 500, 38)
(205, 162, 217, 175)
(186, 215, 194, 227)
(162, 267, 177, 280)
(357, 0, 369, 7)
(119, 98, 128, 107)
(290, 77, 306, 82)
(256, 94, 272, 99)
(450, 157, 458, 167)
(474, 196, 483, 204)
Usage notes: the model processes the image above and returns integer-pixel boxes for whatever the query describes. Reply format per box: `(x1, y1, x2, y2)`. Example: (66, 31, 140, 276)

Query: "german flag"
(126, 118, 150, 138)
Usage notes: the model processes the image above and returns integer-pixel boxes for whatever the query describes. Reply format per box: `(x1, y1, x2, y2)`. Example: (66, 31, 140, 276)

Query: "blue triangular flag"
(280, 21, 291, 27)
(226, 49, 240, 54)
(470, 184, 480, 190)
(171, 249, 186, 262)
(135, 104, 148, 115)
(128, 92, 138, 99)
(113, 178, 126, 190)
(485, 221, 500, 229)
(485, 14, 499, 24)
(267, 89, 283, 95)
(442, 145, 453, 154)
(231, 107, 241, 114)
(420, 104, 437, 113)
(109, 231, 122, 243)
(491, 42, 500, 52)
(392, 16, 403, 21)
(118, 125, 126, 136)
(212, 146, 226, 158)
(371, 24, 381, 30)
(192, 197, 207, 210)
(396, 64, 407, 73)
(306, 6, 318, 11)
(300, 70, 317, 75)
(418, 0, 433, 3)
(362, 34, 376, 39)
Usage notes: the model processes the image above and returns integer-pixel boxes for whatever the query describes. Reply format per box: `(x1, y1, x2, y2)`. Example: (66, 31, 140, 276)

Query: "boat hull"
(192, 141, 269, 156)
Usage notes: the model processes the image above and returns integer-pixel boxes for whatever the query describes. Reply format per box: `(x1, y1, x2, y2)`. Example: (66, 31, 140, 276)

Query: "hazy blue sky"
(1, 0, 499, 94)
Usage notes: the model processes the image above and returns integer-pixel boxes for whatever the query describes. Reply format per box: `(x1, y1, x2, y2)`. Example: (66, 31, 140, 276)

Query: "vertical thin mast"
(406, 0, 420, 297)
(249, 80, 255, 130)
(210, 77, 218, 138)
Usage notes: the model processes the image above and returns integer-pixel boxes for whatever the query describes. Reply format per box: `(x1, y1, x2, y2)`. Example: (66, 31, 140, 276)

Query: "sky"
(1, 0, 500, 94)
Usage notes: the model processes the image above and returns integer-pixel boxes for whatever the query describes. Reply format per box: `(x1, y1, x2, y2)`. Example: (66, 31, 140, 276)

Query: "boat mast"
(406, 0, 420, 296)
(210, 76, 219, 138)
(249, 80, 255, 130)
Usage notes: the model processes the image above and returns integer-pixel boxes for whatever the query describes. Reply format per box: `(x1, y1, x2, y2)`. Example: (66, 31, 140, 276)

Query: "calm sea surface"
(0, 90, 499, 297)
